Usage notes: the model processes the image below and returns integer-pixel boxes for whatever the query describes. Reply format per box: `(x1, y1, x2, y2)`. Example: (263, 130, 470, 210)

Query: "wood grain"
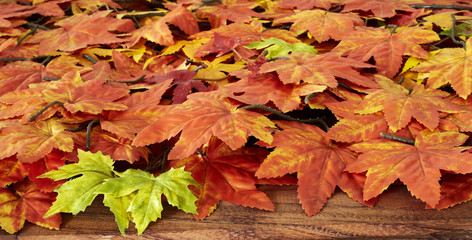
(3, 185, 472, 239)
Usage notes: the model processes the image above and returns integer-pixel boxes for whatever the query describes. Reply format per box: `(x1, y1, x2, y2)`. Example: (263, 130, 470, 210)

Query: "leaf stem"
(82, 54, 98, 64)
(450, 14, 466, 49)
(106, 74, 146, 84)
(410, 4, 472, 11)
(304, 92, 319, 104)
(380, 133, 415, 145)
(193, 76, 227, 81)
(0, 57, 29, 62)
(86, 118, 100, 150)
(29, 100, 64, 121)
(241, 104, 329, 131)
(17, 24, 38, 46)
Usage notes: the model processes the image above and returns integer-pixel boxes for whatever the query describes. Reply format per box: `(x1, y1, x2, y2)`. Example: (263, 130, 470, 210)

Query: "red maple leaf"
(146, 70, 208, 104)
(0, 156, 26, 188)
(168, 137, 281, 219)
(0, 179, 61, 234)
(20, 149, 67, 192)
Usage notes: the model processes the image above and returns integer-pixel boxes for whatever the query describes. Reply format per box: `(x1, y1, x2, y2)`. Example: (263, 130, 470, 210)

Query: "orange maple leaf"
(127, 5, 199, 47)
(0, 56, 82, 96)
(413, 38, 472, 99)
(256, 121, 371, 216)
(275, 0, 338, 10)
(40, 75, 129, 115)
(196, 0, 261, 28)
(333, 26, 439, 78)
(347, 130, 472, 207)
(258, 52, 377, 88)
(328, 112, 389, 143)
(0, 179, 61, 234)
(133, 92, 275, 160)
(168, 137, 275, 219)
(223, 72, 326, 112)
(100, 80, 173, 140)
(28, 10, 135, 54)
(273, 10, 364, 42)
(0, 118, 76, 163)
(341, 0, 425, 18)
(355, 75, 463, 132)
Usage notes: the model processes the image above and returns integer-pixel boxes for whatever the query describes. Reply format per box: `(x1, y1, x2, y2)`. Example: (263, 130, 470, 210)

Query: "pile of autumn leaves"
(2, 0, 472, 235)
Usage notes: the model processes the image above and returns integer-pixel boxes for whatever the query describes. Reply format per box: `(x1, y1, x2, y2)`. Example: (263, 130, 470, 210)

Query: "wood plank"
(4, 185, 472, 239)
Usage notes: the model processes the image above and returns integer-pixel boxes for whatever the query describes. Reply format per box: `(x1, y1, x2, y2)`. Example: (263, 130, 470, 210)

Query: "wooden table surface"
(2, 185, 472, 239)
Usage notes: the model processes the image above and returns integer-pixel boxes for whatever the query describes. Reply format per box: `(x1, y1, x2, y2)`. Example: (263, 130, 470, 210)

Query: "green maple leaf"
(40, 150, 114, 217)
(40, 150, 199, 235)
(96, 168, 199, 235)
(245, 37, 317, 58)
(102, 193, 134, 235)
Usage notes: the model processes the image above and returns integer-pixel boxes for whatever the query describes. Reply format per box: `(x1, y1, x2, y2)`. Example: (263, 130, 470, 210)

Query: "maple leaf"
(191, 21, 299, 60)
(245, 37, 317, 58)
(39, 150, 115, 217)
(40, 73, 129, 115)
(430, 173, 472, 210)
(0, 118, 76, 163)
(102, 193, 134, 235)
(0, 156, 26, 188)
(191, 53, 246, 81)
(0, 179, 61, 234)
(328, 112, 389, 143)
(355, 75, 463, 132)
(258, 52, 377, 88)
(195, 0, 261, 28)
(0, 4, 33, 27)
(275, 0, 339, 10)
(0, 56, 82, 97)
(20, 149, 67, 192)
(96, 167, 198, 235)
(196, 32, 241, 58)
(146, 70, 208, 104)
(347, 130, 472, 206)
(28, 10, 135, 54)
(412, 38, 472, 99)
(168, 137, 275, 219)
(100, 80, 173, 140)
(341, 0, 425, 18)
(273, 10, 364, 42)
(333, 26, 439, 78)
(256, 121, 371, 216)
(133, 92, 276, 160)
(223, 72, 326, 112)
(88, 128, 151, 163)
(127, 5, 199, 47)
